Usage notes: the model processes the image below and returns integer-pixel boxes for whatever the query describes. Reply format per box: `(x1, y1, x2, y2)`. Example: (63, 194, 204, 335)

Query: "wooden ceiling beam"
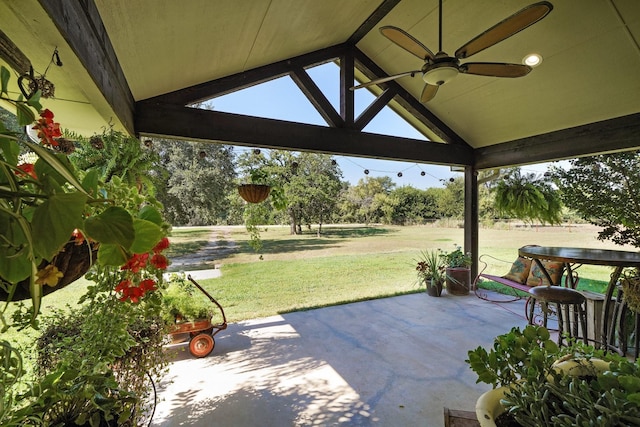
(352, 48, 468, 147)
(347, 0, 401, 44)
(145, 44, 351, 106)
(354, 88, 396, 131)
(0, 28, 31, 74)
(475, 113, 640, 169)
(290, 66, 344, 128)
(136, 101, 474, 166)
(340, 52, 355, 126)
(39, 0, 135, 134)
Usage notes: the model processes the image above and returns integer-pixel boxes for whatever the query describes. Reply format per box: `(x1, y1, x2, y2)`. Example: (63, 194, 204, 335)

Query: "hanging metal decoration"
(17, 48, 62, 99)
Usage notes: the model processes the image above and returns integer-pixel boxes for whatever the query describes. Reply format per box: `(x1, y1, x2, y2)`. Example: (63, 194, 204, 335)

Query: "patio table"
(518, 245, 640, 356)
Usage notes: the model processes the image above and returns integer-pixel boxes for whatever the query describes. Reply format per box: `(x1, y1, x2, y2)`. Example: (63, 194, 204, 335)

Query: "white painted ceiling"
(1, 0, 639, 151)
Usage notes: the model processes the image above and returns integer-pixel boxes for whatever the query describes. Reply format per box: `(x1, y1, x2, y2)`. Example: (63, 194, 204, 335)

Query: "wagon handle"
(187, 274, 227, 326)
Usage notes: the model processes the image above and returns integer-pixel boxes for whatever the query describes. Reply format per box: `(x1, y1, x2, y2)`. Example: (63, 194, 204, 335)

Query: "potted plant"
(163, 274, 215, 325)
(467, 325, 637, 427)
(1, 65, 171, 425)
(415, 249, 445, 297)
(0, 65, 166, 314)
(440, 244, 472, 295)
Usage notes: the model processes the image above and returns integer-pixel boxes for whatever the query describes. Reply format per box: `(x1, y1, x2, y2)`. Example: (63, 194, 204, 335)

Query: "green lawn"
(167, 223, 631, 322)
(2, 223, 633, 343)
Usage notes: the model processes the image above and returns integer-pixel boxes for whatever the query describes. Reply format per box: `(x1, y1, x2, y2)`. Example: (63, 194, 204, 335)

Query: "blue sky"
(209, 62, 548, 189)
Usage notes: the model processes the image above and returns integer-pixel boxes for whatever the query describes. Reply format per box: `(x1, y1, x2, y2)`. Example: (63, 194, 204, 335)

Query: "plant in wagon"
(162, 273, 215, 324)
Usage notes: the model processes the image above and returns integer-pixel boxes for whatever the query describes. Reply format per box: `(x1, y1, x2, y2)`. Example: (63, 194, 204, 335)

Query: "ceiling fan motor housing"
(423, 54, 460, 86)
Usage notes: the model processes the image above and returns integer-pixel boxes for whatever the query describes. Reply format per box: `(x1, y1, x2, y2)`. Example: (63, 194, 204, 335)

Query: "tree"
(383, 186, 438, 225)
(155, 140, 236, 226)
(435, 177, 465, 218)
(339, 176, 395, 225)
(552, 152, 640, 247)
(237, 150, 343, 234)
(492, 168, 562, 225)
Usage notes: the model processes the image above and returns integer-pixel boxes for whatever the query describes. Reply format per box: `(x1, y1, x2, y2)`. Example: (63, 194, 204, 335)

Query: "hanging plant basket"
(238, 184, 271, 203)
(0, 237, 98, 301)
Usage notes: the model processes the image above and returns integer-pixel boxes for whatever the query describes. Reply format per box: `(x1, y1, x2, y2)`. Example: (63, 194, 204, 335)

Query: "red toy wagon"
(167, 275, 227, 358)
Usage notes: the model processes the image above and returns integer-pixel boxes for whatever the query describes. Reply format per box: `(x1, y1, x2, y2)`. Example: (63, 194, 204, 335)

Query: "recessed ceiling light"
(523, 53, 543, 67)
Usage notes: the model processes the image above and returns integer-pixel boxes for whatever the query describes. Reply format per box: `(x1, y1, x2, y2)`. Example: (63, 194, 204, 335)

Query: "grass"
(2, 223, 634, 344)
(167, 223, 633, 323)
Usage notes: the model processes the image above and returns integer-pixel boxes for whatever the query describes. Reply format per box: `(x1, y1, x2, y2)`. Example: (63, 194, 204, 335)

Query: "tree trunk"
(317, 223, 322, 237)
(289, 211, 298, 235)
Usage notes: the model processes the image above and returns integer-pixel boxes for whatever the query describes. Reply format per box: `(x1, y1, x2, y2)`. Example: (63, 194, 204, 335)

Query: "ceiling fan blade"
(380, 26, 435, 61)
(455, 1, 553, 59)
(461, 62, 532, 78)
(350, 70, 421, 90)
(420, 84, 439, 103)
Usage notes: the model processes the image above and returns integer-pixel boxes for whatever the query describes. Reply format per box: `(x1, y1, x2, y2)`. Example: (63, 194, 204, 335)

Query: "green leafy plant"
(162, 274, 215, 324)
(1, 64, 171, 425)
(468, 325, 640, 426)
(440, 244, 472, 269)
(492, 168, 562, 225)
(0, 65, 166, 322)
(415, 249, 445, 284)
(1, 236, 171, 426)
(467, 324, 560, 388)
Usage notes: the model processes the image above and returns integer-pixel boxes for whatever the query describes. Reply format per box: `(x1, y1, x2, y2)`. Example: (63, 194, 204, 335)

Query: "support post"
(464, 166, 479, 286)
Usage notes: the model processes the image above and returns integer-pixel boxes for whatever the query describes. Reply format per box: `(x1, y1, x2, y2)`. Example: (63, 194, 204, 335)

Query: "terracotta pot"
(238, 184, 271, 203)
(446, 267, 470, 295)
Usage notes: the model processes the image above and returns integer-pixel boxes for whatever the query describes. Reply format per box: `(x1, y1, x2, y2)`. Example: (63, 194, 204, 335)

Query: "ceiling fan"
(351, 1, 553, 103)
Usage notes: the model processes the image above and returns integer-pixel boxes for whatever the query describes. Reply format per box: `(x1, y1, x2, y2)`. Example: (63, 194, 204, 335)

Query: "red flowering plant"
(0, 65, 167, 323)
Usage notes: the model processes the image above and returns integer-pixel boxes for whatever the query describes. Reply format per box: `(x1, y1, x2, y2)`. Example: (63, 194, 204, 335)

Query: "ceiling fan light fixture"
(523, 53, 543, 67)
(423, 63, 459, 85)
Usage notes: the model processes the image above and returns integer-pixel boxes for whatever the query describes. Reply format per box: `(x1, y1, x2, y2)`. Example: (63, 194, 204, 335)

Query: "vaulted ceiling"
(1, 0, 639, 170)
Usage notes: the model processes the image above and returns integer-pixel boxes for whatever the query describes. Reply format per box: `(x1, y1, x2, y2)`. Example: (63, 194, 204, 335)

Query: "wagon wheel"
(189, 333, 215, 358)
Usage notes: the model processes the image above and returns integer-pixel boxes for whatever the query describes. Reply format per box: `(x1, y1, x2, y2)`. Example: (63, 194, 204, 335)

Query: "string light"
(234, 148, 456, 184)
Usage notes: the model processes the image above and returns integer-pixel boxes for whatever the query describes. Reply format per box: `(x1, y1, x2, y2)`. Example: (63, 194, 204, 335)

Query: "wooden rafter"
(352, 48, 468, 147)
(146, 44, 351, 106)
(135, 102, 474, 166)
(475, 113, 640, 169)
(39, 0, 135, 134)
(290, 66, 344, 128)
(347, 0, 401, 45)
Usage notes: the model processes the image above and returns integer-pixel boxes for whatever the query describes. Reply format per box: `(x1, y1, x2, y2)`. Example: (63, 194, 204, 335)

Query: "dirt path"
(168, 228, 237, 272)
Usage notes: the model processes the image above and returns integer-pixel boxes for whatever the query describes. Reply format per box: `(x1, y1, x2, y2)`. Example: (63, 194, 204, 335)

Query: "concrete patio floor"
(151, 291, 528, 427)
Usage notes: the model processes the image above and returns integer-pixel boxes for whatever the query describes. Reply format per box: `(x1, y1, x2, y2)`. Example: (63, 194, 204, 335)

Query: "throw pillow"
(525, 260, 564, 287)
(502, 256, 532, 284)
